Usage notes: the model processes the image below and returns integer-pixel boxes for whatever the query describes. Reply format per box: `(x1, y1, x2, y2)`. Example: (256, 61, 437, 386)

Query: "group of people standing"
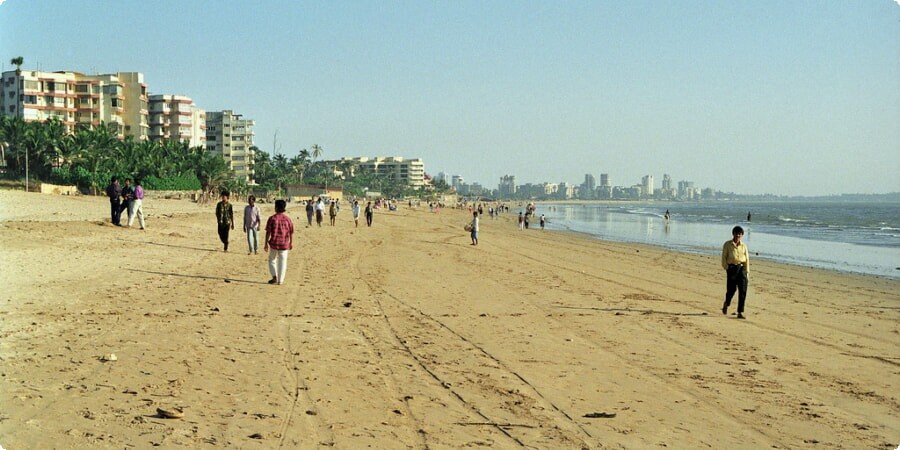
(105, 176, 145, 229)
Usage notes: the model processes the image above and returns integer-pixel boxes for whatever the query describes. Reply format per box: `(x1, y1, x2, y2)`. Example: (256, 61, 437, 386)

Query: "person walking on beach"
(540, 214, 546, 230)
(305, 198, 315, 227)
(517, 212, 525, 230)
(469, 211, 479, 245)
(721, 225, 750, 319)
(215, 190, 234, 252)
(315, 197, 325, 227)
(352, 200, 361, 228)
(365, 201, 374, 227)
(329, 200, 337, 226)
(105, 177, 122, 226)
(243, 195, 261, 255)
(265, 199, 294, 285)
(127, 178, 146, 230)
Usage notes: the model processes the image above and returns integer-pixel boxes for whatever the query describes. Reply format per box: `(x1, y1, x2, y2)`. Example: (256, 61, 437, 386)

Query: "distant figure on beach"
(365, 201, 374, 227)
(264, 199, 294, 285)
(243, 195, 261, 255)
(664, 209, 670, 222)
(105, 177, 122, 226)
(721, 225, 750, 319)
(305, 198, 315, 227)
(127, 178, 145, 230)
(352, 201, 361, 228)
(315, 197, 325, 227)
(469, 211, 479, 245)
(524, 212, 530, 229)
(120, 178, 135, 224)
(329, 200, 337, 226)
(747, 211, 752, 222)
(215, 190, 234, 252)
(540, 214, 546, 230)
(518, 212, 525, 230)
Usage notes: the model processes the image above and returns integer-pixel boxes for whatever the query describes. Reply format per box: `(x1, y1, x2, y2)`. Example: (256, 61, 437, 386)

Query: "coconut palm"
(10, 56, 23, 74)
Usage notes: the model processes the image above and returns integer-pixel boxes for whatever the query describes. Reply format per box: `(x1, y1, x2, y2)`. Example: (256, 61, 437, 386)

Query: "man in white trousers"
(127, 179, 146, 230)
(264, 199, 294, 285)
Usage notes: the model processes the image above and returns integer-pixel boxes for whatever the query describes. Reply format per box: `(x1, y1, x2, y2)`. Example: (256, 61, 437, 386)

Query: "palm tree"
(310, 144, 323, 162)
(10, 56, 23, 74)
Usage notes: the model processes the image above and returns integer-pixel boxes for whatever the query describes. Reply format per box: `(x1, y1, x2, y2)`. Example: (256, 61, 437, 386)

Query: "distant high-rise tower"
(499, 174, 517, 196)
(600, 173, 610, 187)
(642, 175, 654, 196)
(662, 174, 672, 191)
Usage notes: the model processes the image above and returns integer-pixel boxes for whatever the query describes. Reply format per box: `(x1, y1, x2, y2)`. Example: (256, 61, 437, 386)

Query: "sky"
(1, 0, 898, 196)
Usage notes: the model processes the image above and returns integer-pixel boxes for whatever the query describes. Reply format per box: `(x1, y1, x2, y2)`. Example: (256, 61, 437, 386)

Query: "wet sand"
(0, 190, 897, 449)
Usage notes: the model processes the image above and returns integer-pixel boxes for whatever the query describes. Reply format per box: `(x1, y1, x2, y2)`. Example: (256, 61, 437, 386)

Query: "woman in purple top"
(127, 179, 146, 229)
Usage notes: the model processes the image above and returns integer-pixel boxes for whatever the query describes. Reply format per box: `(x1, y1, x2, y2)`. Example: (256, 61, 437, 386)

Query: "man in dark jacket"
(105, 177, 122, 226)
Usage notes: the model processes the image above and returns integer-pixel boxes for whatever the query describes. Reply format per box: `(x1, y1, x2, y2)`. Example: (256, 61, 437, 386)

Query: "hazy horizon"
(1, 1, 898, 196)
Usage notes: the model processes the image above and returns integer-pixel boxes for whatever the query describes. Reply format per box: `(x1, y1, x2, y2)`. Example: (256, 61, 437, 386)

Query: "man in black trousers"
(105, 177, 122, 226)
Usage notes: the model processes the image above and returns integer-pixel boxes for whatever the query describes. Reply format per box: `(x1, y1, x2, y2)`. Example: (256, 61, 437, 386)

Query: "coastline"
(1, 190, 897, 448)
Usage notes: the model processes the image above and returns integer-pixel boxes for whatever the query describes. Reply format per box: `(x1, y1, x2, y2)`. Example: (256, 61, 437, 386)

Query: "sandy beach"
(0, 190, 897, 449)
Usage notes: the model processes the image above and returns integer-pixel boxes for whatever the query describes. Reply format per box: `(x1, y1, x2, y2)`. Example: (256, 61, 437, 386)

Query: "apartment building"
(148, 95, 206, 147)
(0, 69, 148, 139)
(206, 110, 255, 183)
(342, 156, 426, 188)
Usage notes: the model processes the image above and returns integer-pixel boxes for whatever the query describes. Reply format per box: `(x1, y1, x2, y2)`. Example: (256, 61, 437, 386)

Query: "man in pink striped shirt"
(264, 199, 294, 285)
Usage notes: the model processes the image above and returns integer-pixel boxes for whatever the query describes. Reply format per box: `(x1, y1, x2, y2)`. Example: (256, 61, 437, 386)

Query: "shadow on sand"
(553, 305, 710, 317)
(128, 268, 269, 285)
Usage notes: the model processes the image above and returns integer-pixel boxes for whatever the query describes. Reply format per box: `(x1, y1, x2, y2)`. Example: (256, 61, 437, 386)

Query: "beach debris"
(583, 412, 616, 419)
(100, 353, 118, 362)
(224, 279, 231, 283)
(122, 389, 138, 395)
(249, 433, 265, 439)
(305, 410, 317, 416)
(156, 407, 185, 419)
(343, 302, 352, 308)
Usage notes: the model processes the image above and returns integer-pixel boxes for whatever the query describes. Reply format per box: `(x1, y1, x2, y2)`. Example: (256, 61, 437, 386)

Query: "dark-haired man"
(216, 190, 234, 251)
(265, 199, 294, 285)
(105, 177, 122, 225)
(721, 226, 750, 319)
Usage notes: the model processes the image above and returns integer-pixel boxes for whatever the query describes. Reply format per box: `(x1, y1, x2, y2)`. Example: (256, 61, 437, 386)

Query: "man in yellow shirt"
(721, 226, 750, 319)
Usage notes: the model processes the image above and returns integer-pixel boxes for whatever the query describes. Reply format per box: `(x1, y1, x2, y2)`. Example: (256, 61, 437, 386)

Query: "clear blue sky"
(2, 0, 898, 195)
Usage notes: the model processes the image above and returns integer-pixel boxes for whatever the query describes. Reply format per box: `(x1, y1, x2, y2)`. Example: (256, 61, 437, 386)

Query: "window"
(233, 165, 245, 171)
(111, 98, 121, 107)
(75, 85, 88, 93)
(232, 156, 244, 161)
(24, 80, 39, 90)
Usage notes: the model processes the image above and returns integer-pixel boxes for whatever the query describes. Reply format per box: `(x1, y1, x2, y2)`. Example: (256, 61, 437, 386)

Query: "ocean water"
(539, 201, 900, 278)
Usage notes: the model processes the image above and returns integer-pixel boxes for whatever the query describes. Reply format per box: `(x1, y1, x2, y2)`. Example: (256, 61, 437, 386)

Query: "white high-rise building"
(641, 175, 654, 197)
(1, 69, 148, 139)
(148, 95, 206, 148)
(206, 110, 255, 183)
(342, 156, 426, 188)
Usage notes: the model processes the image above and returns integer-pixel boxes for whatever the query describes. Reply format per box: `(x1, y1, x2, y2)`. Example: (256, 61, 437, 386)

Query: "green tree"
(10, 56, 24, 74)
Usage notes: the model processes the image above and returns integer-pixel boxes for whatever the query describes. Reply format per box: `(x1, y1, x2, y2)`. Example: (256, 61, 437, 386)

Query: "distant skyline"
(1, 1, 898, 196)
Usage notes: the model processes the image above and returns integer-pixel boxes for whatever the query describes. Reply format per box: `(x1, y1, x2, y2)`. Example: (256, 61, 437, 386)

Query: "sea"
(537, 200, 900, 278)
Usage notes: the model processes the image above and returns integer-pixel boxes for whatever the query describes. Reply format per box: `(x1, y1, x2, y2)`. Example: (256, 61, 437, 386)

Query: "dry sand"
(0, 190, 897, 449)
